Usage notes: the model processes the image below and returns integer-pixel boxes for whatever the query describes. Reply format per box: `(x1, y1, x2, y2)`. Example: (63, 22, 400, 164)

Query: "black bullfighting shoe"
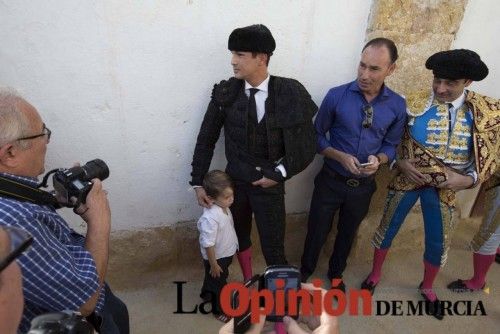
(360, 277, 377, 295)
(329, 278, 346, 293)
(447, 279, 485, 293)
(419, 283, 444, 320)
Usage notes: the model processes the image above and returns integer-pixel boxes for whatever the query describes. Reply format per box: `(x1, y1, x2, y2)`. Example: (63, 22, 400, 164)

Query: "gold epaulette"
(405, 90, 433, 117)
(466, 91, 500, 131)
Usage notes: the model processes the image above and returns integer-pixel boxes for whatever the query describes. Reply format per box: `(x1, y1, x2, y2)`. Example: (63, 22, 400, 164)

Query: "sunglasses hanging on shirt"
(362, 105, 374, 128)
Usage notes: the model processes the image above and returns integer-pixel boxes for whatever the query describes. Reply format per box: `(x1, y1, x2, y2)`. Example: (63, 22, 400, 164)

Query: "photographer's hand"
(283, 283, 339, 334)
(76, 179, 111, 226)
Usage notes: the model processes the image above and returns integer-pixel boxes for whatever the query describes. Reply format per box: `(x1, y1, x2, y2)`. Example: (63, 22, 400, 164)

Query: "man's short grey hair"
(0, 87, 31, 148)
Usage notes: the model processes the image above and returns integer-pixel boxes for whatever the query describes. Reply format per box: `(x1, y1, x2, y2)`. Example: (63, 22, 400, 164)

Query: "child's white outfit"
(197, 204, 238, 314)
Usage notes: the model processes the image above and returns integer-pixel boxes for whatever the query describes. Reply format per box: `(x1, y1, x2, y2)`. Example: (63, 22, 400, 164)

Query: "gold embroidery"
(467, 91, 500, 182)
(471, 182, 500, 252)
(439, 203, 455, 266)
(394, 90, 500, 197)
(372, 191, 406, 248)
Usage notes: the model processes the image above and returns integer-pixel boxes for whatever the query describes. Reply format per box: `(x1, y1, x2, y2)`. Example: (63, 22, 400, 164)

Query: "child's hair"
(203, 170, 233, 198)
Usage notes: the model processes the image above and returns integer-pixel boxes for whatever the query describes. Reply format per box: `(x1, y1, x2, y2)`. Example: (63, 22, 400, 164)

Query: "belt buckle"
(346, 179, 360, 187)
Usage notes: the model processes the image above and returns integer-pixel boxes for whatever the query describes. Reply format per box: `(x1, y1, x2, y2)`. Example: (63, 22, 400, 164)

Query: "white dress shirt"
(245, 75, 270, 123)
(197, 204, 238, 260)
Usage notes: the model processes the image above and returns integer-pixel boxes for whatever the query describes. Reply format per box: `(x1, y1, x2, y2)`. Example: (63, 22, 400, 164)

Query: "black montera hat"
(425, 49, 488, 81)
(228, 24, 276, 54)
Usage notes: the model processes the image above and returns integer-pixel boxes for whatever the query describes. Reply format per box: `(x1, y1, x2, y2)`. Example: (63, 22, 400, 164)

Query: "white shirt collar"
(448, 91, 466, 109)
(245, 74, 270, 93)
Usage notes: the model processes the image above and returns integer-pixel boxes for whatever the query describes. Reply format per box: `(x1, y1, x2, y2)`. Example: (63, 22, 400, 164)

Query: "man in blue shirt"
(0, 88, 128, 333)
(300, 38, 407, 290)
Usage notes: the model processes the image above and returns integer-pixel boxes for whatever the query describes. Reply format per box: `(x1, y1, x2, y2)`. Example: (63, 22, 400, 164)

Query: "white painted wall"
(0, 1, 372, 230)
(453, 0, 500, 98)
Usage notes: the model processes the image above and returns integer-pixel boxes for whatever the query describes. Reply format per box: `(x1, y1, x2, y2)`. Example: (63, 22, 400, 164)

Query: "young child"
(197, 170, 238, 322)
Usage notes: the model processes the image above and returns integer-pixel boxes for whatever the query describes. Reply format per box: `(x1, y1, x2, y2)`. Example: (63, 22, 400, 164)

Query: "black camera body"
(53, 159, 109, 207)
(28, 312, 93, 334)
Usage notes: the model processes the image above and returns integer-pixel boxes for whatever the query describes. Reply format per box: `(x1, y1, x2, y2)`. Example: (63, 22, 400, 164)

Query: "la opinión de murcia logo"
(173, 279, 488, 320)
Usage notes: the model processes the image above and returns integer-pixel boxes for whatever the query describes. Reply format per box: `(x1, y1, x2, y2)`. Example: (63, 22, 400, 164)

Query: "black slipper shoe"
(447, 279, 485, 293)
(418, 283, 444, 320)
(360, 277, 378, 295)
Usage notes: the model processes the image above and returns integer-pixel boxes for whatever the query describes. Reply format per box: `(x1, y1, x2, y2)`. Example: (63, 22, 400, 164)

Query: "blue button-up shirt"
(0, 173, 105, 333)
(315, 80, 407, 177)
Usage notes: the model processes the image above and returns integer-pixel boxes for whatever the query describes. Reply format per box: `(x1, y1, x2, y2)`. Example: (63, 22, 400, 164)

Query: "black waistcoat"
(224, 78, 285, 183)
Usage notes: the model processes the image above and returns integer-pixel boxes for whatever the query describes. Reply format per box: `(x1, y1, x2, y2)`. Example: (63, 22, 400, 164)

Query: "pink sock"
(274, 322, 286, 334)
(421, 260, 440, 302)
(366, 248, 389, 284)
(236, 248, 253, 281)
(465, 253, 495, 290)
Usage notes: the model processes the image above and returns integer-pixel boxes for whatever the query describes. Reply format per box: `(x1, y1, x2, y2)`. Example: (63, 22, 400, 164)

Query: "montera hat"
(425, 49, 488, 81)
(228, 24, 276, 54)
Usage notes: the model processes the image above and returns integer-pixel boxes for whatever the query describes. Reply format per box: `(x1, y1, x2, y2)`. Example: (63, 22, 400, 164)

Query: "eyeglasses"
(362, 105, 373, 128)
(17, 123, 51, 142)
(0, 226, 33, 272)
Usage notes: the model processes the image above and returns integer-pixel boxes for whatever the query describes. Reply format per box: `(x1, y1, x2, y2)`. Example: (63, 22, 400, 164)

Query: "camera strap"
(0, 176, 59, 207)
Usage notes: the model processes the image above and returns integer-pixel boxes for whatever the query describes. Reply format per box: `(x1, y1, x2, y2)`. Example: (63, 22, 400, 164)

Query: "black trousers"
(87, 284, 129, 334)
(200, 255, 233, 314)
(300, 167, 376, 280)
(230, 182, 287, 265)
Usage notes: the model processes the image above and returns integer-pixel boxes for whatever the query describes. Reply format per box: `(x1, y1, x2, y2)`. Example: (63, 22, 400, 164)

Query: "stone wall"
(367, 0, 468, 95)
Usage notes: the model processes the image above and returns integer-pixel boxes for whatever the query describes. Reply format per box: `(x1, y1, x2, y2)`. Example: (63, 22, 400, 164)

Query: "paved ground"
(110, 218, 500, 334)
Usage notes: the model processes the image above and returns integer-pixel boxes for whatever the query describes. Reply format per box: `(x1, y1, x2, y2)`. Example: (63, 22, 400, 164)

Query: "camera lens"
(81, 159, 110, 181)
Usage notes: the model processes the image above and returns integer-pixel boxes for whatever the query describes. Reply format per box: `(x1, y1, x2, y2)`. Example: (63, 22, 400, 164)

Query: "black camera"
(28, 312, 93, 334)
(52, 159, 109, 207)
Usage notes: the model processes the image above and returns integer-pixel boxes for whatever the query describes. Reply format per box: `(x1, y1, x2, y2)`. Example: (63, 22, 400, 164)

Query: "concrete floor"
(110, 219, 500, 334)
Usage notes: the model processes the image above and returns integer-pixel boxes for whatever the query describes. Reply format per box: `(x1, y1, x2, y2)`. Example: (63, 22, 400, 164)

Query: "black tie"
(248, 88, 259, 124)
(447, 103, 453, 132)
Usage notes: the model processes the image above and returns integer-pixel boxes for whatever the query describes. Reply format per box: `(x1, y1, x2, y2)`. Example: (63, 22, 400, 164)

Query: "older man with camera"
(0, 88, 128, 333)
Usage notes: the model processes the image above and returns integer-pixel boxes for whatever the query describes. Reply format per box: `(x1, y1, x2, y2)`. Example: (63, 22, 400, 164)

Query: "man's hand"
(76, 179, 111, 228)
(396, 158, 427, 186)
(252, 177, 278, 188)
(210, 262, 223, 278)
(359, 155, 380, 176)
(195, 187, 212, 208)
(283, 283, 339, 334)
(335, 151, 361, 175)
(437, 168, 474, 191)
